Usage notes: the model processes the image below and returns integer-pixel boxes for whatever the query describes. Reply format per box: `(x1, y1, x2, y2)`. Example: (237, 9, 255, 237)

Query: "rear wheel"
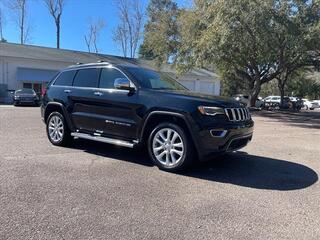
(148, 122, 194, 172)
(46, 112, 71, 146)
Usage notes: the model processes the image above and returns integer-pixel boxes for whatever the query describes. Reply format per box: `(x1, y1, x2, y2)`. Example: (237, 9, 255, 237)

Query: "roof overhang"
(17, 68, 58, 82)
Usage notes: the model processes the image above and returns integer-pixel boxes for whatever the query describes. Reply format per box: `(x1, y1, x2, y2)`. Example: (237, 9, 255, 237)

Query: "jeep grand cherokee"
(41, 62, 254, 171)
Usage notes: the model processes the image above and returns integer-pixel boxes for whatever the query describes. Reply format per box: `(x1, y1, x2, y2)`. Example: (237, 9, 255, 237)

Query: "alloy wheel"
(48, 115, 64, 143)
(152, 128, 184, 167)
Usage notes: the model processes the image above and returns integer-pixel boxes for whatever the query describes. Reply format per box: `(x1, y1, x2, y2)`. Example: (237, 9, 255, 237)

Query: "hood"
(155, 89, 241, 108)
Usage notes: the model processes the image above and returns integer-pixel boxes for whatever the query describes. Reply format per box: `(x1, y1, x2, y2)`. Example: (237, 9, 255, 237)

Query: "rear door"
(90, 67, 140, 140)
(69, 67, 101, 133)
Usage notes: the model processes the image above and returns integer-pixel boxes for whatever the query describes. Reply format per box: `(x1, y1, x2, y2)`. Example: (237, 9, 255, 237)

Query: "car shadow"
(183, 152, 318, 191)
(70, 139, 153, 167)
(252, 110, 320, 129)
(70, 140, 318, 191)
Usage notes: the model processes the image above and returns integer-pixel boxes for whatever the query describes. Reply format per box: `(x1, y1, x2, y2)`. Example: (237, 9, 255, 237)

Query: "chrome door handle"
(64, 89, 71, 93)
(94, 91, 103, 96)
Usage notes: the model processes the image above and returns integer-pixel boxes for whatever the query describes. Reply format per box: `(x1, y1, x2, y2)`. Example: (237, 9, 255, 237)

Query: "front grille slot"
(225, 108, 250, 122)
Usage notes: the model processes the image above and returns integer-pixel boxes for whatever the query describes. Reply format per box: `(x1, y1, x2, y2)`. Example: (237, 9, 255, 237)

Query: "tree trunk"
(56, 20, 60, 49)
(279, 84, 285, 108)
(249, 78, 261, 107)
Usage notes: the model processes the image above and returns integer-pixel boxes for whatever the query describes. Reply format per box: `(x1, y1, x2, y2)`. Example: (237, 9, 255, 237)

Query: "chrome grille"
(225, 108, 250, 122)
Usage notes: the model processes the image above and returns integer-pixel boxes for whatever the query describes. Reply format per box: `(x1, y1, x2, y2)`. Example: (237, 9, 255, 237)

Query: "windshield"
(15, 89, 35, 94)
(125, 67, 187, 91)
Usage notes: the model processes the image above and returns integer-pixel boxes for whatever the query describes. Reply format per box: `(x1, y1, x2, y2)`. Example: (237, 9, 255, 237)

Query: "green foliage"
(139, 0, 180, 67)
(176, 0, 320, 105)
(139, 0, 320, 104)
(287, 71, 320, 99)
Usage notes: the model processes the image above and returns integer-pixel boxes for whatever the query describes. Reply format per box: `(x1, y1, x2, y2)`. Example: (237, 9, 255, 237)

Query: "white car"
(302, 99, 320, 110)
(233, 94, 263, 108)
(263, 96, 281, 104)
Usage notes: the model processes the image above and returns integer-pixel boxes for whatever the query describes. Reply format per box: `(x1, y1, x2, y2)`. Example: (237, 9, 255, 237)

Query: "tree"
(113, 0, 143, 58)
(7, 0, 30, 44)
(0, 6, 5, 41)
(43, 0, 65, 49)
(139, 0, 180, 66)
(84, 18, 106, 53)
(176, 0, 320, 106)
(287, 70, 320, 99)
(272, 1, 320, 105)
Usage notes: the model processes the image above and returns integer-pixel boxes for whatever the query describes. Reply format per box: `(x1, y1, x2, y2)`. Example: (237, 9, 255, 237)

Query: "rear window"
(54, 70, 76, 86)
(73, 68, 100, 88)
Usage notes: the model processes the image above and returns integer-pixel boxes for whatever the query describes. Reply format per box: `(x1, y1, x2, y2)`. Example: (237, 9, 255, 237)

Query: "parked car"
(41, 62, 254, 172)
(289, 97, 304, 111)
(233, 94, 263, 108)
(262, 96, 281, 109)
(303, 99, 320, 110)
(13, 89, 40, 106)
(263, 96, 281, 104)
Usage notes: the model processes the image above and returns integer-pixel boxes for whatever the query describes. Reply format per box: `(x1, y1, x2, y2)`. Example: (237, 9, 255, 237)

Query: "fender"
(139, 110, 199, 149)
(44, 102, 75, 131)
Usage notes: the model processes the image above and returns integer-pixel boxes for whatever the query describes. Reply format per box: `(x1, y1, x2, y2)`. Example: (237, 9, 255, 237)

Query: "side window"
(73, 68, 100, 88)
(54, 70, 76, 86)
(99, 68, 128, 89)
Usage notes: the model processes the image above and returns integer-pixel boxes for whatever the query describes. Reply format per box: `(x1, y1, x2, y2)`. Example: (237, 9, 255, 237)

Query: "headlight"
(198, 106, 225, 116)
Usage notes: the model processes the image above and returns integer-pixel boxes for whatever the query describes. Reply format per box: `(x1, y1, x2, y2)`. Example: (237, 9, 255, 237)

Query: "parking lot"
(0, 106, 319, 240)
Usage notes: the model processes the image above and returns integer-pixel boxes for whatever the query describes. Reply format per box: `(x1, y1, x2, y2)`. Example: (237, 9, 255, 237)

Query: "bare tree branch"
(113, 23, 128, 57)
(6, 0, 30, 44)
(84, 18, 105, 53)
(0, 7, 5, 40)
(43, 0, 65, 48)
(113, 0, 143, 58)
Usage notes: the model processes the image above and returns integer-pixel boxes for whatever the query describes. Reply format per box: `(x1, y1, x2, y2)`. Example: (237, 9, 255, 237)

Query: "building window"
(23, 83, 32, 89)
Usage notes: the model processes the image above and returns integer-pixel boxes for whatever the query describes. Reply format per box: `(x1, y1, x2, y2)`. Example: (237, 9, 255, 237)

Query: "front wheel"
(148, 123, 194, 172)
(46, 112, 71, 146)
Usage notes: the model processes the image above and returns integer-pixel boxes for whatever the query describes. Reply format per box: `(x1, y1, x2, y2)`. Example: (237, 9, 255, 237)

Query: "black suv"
(41, 62, 254, 171)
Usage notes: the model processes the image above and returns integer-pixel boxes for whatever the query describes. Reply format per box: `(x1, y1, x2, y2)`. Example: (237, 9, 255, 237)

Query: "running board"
(71, 132, 135, 148)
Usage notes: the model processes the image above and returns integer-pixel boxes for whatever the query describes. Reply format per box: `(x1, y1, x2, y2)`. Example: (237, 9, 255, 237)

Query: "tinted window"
(99, 68, 127, 89)
(73, 68, 100, 88)
(125, 67, 186, 91)
(54, 70, 76, 86)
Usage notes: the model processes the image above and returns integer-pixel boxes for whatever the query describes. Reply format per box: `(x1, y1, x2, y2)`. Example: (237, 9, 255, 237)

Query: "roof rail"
(76, 62, 83, 65)
(97, 60, 110, 64)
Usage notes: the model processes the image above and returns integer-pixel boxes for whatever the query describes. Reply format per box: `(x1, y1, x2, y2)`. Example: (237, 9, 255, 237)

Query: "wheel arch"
(140, 111, 199, 155)
(44, 102, 74, 131)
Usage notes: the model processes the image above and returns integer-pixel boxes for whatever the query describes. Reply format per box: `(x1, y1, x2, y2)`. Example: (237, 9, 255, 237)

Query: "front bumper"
(195, 120, 254, 161)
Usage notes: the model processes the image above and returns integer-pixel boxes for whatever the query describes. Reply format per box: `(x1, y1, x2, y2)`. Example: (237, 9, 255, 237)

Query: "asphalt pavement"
(0, 106, 319, 240)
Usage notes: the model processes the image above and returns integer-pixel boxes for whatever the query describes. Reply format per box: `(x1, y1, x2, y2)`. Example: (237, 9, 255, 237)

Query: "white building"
(0, 42, 220, 103)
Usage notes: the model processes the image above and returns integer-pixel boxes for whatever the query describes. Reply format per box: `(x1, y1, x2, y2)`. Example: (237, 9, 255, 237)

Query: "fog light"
(210, 130, 228, 138)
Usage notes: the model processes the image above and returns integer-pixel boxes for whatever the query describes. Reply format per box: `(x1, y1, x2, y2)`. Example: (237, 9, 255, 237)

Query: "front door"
(91, 67, 140, 140)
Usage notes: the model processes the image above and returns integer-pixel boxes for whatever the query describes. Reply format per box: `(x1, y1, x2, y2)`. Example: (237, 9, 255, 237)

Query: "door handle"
(94, 91, 103, 96)
(64, 89, 71, 93)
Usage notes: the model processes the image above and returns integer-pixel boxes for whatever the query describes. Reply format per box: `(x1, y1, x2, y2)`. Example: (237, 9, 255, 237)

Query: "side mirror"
(114, 78, 135, 91)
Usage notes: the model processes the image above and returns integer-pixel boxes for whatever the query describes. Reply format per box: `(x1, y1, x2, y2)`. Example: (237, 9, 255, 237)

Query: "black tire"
(148, 122, 194, 172)
(46, 111, 71, 146)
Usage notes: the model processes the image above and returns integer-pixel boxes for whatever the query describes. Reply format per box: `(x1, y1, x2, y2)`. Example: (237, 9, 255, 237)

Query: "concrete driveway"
(0, 106, 319, 240)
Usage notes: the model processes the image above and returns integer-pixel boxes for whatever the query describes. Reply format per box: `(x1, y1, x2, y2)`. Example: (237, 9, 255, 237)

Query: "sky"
(1, 0, 189, 57)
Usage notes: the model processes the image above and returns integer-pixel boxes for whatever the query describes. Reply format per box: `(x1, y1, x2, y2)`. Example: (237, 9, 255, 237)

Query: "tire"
(148, 122, 194, 172)
(46, 111, 71, 146)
